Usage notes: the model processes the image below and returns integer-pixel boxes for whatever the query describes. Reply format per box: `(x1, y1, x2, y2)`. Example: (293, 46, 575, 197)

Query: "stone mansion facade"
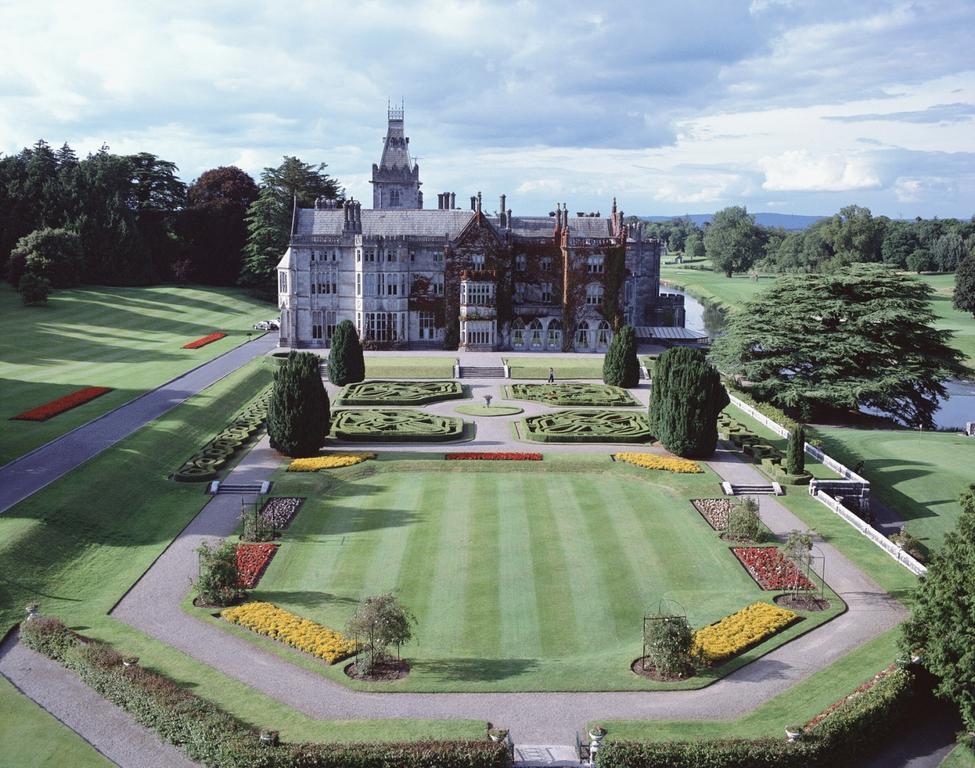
(276, 107, 682, 352)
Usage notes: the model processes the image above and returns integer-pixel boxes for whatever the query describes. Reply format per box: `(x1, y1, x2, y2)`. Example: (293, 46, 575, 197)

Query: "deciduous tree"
(346, 593, 415, 675)
(704, 206, 761, 277)
(954, 253, 975, 318)
(712, 265, 970, 427)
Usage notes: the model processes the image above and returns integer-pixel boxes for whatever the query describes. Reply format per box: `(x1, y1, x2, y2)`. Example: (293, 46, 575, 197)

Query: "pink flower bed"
(732, 546, 815, 591)
(445, 452, 542, 461)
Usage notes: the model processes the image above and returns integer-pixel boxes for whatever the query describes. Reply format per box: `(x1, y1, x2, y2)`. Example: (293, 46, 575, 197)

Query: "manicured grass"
(658, 264, 771, 313)
(811, 426, 975, 553)
(0, 674, 111, 767)
(921, 273, 975, 367)
(504, 355, 605, 379)
(363, 355, 456, 379)
(505, 382, 639, 407)
(336, 380, 465, 405)
(942, 742, 975, 768)
(0, 359, 482, 749)
(0, 283, 272, 465)
(597, 626, 900, 741)
(221, 458, 841, 692)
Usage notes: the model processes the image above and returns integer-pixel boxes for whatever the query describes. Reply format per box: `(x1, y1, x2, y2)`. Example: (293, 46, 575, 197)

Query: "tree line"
(639, 205, 975, 277)
(0, 139, 342, 303)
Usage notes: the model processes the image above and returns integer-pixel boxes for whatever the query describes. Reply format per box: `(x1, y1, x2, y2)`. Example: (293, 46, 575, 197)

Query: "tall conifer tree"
(602, 324, 640, 387)
(649, 347, 728, 457)
(328, 320, 365, 385)
(267, 351, 330, 457)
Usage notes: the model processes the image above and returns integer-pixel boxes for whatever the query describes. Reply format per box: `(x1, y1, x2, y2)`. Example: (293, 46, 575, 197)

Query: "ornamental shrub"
(268, 351, 331, 457)
(328, 319, 365, 385)
(18, 272, 51, 305)
(643, 614, 694, 678)
(727, 497, 763, 542)
(195, 540, 239, 606)
(9, 227, 84, 288)
(650, 347, 729, 458)
(786, 424, 806, 475)
(602, 324, 640, 387)
(347, 593, 416, 675)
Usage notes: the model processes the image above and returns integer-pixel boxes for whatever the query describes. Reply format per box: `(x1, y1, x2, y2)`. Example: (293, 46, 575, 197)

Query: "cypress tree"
(327, 319, 365, 385)
(786, 424, 806, 475)
(267, 351, 330, 457)
(649, 347, 729, 458)
(602, 324, 640, 387)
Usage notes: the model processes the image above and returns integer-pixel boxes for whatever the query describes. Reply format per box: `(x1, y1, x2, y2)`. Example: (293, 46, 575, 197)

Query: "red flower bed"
(182, 332, 226, 349)
(236, 543, 278, 588)
(732, 546, 816, 591)
(445, 452, 542, 461)
(12, 386, 113, 422)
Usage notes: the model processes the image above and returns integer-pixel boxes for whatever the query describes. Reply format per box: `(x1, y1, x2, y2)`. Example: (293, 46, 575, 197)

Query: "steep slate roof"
(294, 209, 475, 239)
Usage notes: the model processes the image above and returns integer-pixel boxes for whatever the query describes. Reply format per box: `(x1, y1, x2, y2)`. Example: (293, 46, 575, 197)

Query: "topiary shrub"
(787, 424, 806, 475)
(268, 351, 331, 457)
(603, 324, 640, 388)
(650, 348, 729, 458)
(327, 319, 365, 385)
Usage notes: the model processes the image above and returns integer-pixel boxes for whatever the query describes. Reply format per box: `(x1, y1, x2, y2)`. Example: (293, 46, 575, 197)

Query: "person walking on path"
(548, 367, 555, 383)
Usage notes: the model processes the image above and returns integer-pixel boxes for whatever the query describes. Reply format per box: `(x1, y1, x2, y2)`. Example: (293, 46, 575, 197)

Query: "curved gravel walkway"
(109, 407, 907, 744)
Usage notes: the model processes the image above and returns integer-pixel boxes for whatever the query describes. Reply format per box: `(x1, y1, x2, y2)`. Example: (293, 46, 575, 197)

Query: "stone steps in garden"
(721, 481, 783, 496)
(513, 744, 584, 767)
(210, 481, 271, 495)
(458, 366, 507, 378)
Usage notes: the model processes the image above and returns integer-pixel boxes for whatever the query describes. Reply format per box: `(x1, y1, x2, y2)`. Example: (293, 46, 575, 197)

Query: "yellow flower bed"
(286, 453, 376, 472)
(612, 452, 704, 474)
(221, 601, 357, 664)
(692, 602, 799, 664)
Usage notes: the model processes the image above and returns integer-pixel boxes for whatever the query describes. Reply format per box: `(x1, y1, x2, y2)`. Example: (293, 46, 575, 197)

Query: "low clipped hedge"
(336, 380, 465, 406)
(597, 666, 915, 768)
(331, 409, 466, 443)
(173, 387, 272, 482)
(20, 616, 510, 768)
(520, 410, 652, 444)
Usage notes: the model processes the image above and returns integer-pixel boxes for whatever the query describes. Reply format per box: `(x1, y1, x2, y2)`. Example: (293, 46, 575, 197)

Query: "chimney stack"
(470, 196, 476, 211)
(450, 192, 455, 209)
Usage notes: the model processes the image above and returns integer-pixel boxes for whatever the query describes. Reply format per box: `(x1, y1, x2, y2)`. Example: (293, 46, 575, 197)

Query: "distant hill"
(640, 213, 825, 230)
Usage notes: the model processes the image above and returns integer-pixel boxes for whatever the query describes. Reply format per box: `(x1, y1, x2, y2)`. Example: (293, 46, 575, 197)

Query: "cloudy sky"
(2, 0, 974, 218)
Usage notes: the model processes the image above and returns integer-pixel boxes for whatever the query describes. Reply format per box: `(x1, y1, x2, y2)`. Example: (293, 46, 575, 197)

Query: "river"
(665, 284, 975, 431)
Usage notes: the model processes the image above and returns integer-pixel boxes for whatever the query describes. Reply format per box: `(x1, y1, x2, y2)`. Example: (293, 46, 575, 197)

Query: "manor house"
(276, 107, 683, 351)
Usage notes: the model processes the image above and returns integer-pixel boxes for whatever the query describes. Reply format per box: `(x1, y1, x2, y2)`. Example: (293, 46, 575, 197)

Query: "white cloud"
(894, 176, 956, 202)
(760, 150, 881, 192)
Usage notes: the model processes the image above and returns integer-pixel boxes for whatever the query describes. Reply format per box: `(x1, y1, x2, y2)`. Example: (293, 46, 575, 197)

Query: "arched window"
(511, 319, 525, 348)
(586, 283, 603, 306)
(546, 318, 561, 348)
(597, 320, 612, 346)
(528, 318, 543, 347)
(587, 254, 604, 274)
(575, 320, 590, 348)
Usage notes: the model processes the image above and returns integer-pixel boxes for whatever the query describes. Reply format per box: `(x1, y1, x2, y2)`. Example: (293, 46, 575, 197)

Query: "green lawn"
(658, 264, 770, 313)
(363, 355, 456, 379)
(0, 358, 482, 748)
(0, 674, 111, 767)
(0, 283, 272, 465)
(219, 457, 841, 692)
(942, 742, 975, 768)
(812, 426, 975, 553)
(922, 273, 975, 367)
(504, 355, 605, 379)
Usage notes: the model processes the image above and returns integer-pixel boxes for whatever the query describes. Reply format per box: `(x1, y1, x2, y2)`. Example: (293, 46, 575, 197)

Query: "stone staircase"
(458, 365, 507, 379)
(721, 481, 783, 496)
(210, 480, 271, 495)
(513, 744, 584, 767)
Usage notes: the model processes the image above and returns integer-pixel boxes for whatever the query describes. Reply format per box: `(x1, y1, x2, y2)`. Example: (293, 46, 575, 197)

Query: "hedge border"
(335, 380, 466, 406)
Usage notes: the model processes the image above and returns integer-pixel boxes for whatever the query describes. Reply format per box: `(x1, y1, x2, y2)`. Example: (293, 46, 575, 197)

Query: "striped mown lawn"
(0, 284, 272, 464)
(249, 459, 841, 692)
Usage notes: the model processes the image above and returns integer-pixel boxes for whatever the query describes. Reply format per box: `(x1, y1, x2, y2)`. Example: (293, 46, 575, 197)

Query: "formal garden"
(518, 409, 653, 443)
(335, 380, 466, 406)
(505, 382, 639, 407)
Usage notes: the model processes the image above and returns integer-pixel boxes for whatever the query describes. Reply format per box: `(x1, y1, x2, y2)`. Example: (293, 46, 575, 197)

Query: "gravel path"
(110, 419, 907, 745)
(0, 631, 197, 768)
(0, 334, 278, 515)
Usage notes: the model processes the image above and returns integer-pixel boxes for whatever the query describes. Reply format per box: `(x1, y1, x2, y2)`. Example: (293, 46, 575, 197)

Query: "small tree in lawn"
(786, 424, 806, 475)
(267, 351, 330, 457)
(602, 324, 640, 387)
(328, 319, 365, 385)
(346, 593, 416, 675)
(649, 347, 729, 458)
(643, 614, 694, 678)
(195, 540, 239, 606)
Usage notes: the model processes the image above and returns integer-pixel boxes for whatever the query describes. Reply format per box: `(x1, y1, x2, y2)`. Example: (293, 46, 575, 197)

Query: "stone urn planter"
(259, 729, 279, 746)
(487, 728, 508, 743)
(589, 726, 607, 743)
(24, 603, 39, 621)
(122, 656, 139, 668)
(785, 725, 803, 742)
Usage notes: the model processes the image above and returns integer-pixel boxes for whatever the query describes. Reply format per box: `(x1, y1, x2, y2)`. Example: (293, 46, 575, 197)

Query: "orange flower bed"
(182, 332, 226, 349)
(12, 386, 113, 421)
